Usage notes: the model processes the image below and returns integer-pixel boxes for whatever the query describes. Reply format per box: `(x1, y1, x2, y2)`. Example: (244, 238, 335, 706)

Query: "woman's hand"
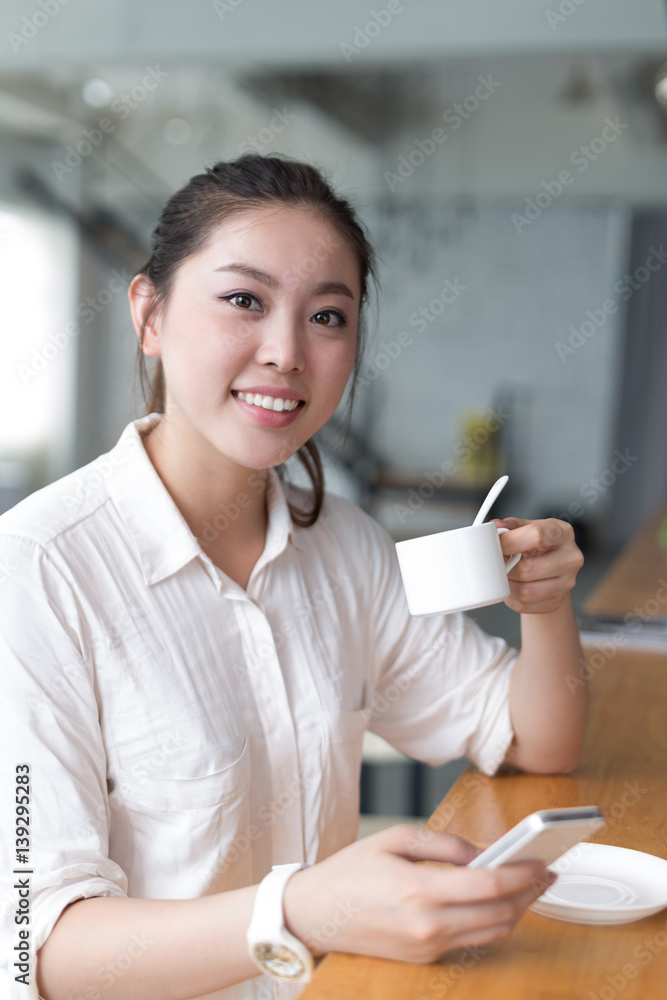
(494, 517, 584, 615)
(282, 824, 555, 965)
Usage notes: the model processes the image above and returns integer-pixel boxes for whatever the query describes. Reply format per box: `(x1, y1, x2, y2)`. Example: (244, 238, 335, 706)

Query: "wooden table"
(583, 504, 667, 618)
(300, 516, 667, 999)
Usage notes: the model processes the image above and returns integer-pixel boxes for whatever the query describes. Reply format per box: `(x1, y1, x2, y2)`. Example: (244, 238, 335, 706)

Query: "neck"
(140, 414, 269, 558)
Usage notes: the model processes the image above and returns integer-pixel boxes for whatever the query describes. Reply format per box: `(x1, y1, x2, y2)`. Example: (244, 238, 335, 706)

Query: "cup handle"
(496, 526, 521, 573)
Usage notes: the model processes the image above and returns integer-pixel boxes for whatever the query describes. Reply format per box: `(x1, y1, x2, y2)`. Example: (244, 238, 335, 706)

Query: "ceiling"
(1, 0, 666, 71)
(2, 0, 667, 259)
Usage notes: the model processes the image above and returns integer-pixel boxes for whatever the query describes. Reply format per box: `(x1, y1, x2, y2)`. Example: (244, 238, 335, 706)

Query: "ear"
(128, 274, 161, 357)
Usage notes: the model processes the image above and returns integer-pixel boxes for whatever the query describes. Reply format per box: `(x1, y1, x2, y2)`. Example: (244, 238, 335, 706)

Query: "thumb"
(382, 824, 481, 865)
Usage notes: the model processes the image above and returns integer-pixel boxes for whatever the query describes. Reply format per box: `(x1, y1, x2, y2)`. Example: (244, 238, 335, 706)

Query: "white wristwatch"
(246, 862, 314, 982)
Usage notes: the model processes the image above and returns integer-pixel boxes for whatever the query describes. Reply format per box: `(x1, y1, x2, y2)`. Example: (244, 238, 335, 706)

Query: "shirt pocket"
(109, 739, 253, 896)
(317, 708, 372, 858)
(114, 738, 250, 810)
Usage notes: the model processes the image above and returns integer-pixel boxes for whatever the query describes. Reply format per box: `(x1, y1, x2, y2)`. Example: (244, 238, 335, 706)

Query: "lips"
(231, 388, 306, 428)
(234, 391, 302, 413)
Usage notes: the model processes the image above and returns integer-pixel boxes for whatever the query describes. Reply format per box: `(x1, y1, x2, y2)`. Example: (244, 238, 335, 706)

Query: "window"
(0, 203, 77, 491)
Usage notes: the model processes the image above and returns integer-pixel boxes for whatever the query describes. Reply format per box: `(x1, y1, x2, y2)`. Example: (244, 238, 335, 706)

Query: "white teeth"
(236, 391, 300, 412)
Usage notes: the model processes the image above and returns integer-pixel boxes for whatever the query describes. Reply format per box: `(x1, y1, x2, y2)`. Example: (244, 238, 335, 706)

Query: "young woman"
(0, 154, 586, 1000)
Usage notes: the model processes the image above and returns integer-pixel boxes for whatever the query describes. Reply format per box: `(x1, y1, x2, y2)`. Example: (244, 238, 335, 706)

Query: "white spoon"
(472, 475, 509, 527)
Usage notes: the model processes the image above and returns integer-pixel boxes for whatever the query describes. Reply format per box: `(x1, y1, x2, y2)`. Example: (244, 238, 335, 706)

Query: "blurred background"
(1, 0, 666, 831)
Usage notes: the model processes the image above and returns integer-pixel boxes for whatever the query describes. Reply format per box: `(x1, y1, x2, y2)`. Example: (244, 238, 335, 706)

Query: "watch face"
(253, 943, 307, 981)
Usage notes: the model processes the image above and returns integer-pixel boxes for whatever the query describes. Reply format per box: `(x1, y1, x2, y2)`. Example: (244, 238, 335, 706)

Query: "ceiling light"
(82, 78, 113, 108)
(655, 64, 667, 108)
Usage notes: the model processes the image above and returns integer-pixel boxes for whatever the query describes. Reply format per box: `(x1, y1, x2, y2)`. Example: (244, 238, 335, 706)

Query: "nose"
(255, 309, 306, 373)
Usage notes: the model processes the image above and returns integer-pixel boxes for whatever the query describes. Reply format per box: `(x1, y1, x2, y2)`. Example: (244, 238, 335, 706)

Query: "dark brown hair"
(134, 153, 377, 526)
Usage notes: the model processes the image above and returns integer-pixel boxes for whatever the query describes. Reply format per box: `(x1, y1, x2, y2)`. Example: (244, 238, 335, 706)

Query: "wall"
(341, 50, 667, 536)
(354, 197, 629, 530)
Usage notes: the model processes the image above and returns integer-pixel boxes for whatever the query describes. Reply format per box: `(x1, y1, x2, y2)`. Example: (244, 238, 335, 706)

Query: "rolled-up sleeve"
(357, 516, 518, 775)
(0, 534, 127, 998)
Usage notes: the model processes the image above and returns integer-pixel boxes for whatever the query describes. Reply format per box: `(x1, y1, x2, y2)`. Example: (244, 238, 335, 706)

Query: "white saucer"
(529, 843, 667, 925)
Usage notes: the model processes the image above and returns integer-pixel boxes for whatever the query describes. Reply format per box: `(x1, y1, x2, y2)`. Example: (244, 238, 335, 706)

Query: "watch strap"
(248, 862, 306, 936)
(247, 862, 314, 980)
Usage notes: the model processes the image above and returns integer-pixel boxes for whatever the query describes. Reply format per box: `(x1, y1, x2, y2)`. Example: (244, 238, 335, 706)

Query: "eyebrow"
(213, 263, 356, 300)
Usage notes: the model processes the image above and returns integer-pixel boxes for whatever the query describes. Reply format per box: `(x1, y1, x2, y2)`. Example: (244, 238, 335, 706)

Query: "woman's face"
(132, 204, 362, 472)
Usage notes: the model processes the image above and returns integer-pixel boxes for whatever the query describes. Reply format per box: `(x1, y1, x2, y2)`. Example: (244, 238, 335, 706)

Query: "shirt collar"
(106, 413, 303, 589)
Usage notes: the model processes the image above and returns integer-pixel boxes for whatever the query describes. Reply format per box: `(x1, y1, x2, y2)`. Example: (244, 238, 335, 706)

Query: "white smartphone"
(467, 806, 606, 869)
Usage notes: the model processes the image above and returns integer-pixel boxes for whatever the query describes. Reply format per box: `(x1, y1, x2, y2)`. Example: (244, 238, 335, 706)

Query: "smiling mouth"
(232, 390, 305, 413)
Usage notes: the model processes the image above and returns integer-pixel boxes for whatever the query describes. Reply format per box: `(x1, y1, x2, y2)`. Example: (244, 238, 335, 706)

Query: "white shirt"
(0, 413, 517, 1000)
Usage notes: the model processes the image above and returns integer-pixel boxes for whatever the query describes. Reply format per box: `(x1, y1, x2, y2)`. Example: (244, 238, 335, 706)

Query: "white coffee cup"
(395, 522, 522, 617)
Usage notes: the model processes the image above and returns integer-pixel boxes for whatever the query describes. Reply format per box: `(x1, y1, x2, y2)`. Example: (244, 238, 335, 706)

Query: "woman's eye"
(221, 292, 261, 311)
(312, 310, 347, 328)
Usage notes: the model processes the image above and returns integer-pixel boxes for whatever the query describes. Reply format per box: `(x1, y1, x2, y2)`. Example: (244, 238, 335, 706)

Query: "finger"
(493, 517, 528, 531)
(387, 825, 481, 866)
(508, 575, 571, 607)
(428, 874, 556, 953)
(497, 519, 573, 556)
(441, 875, 553, 949)
(422, 859, 548, 904)
(506, 572, 581, 612)
(509, 549, 579, 583)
